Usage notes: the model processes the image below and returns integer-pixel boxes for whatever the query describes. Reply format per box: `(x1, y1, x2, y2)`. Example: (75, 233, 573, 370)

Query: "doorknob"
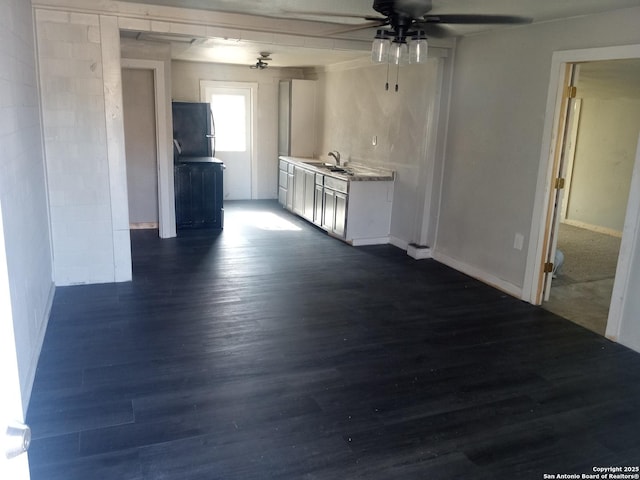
(4, 421, 31, 459)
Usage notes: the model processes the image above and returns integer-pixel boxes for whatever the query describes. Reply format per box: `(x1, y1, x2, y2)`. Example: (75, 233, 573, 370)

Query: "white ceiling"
(118, 0, 640, 67)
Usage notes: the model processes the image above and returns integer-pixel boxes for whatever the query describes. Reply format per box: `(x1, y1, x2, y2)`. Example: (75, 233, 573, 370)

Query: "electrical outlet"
(513, 233, 524, 251)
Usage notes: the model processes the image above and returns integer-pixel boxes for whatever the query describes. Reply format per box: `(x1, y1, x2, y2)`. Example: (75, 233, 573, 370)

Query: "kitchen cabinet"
(321, 176, 348, 239)
(303, 169, 315, 222)
(314, 176, 323, 226)
(278, 79, 317, 157)
(278, 169, 288, 206)
(278, 156, 394, 246)
(278, 159, 288, 207)
(292, 164, 316, 222)
(174, 157, 224, 229)
(286, 163, 294, 210)
(279, 159, 294, 210)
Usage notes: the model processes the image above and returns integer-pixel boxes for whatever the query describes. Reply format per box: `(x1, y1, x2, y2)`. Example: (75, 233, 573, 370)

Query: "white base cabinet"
(278, 158, 393, 245)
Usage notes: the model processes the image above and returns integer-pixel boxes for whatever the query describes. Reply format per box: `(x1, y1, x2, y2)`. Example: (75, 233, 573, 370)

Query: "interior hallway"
(27, 201, 640, 479)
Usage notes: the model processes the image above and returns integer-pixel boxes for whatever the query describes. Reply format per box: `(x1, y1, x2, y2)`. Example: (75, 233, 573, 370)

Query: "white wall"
(565, 79, 640, 232)
(171, 60, 305, 200)
(35, 10, 131, 285)
(437, 6, 640, 293)
(0, 0, 54, 410)
(312, 58, 443, 246)
(122, 68, 158, 224)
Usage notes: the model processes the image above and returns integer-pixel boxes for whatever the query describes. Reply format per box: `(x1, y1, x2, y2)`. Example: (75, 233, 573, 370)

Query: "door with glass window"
(201, 82, 254, 200)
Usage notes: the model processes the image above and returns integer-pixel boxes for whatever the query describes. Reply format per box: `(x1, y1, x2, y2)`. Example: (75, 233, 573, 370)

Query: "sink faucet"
(328, 151, 341, 166)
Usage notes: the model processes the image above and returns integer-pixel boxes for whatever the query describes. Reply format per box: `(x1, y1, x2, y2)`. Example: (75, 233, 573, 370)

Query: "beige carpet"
(543, 223, 621, 335)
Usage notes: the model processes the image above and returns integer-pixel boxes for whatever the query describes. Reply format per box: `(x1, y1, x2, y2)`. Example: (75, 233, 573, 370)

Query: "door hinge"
(554, 177, 566, 189)
(544, 262, 554, 273)
(567, 86, 577, 98)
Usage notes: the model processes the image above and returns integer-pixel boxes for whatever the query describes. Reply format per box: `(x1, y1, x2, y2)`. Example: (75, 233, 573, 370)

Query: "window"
(209, 93, 247, 152)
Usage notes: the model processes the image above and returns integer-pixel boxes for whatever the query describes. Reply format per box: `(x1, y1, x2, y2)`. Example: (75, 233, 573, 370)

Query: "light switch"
(513, 233, 524, 251)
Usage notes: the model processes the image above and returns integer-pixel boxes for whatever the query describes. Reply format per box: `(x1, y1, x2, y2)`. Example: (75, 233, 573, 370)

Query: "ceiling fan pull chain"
(385, 61, 390, 91)
(395, 63, 400, 92)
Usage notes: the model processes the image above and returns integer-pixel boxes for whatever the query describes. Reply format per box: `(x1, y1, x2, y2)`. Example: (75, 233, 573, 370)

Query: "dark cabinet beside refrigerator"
(174, 157, 224, 229)
(172, 101, 223, 230)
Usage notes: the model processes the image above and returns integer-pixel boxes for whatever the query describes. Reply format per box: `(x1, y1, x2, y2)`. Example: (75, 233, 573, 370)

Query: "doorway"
(542, 59, 640, 334)
(120, 57, 175, 240)
(200, 81, 257, 200)
(122, 68, 159, 230)
(527, 47, 640, 341)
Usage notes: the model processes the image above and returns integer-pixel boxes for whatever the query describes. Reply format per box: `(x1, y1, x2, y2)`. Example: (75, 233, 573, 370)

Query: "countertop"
(279, 156, 395, 182)
(176, 156, 225, 165)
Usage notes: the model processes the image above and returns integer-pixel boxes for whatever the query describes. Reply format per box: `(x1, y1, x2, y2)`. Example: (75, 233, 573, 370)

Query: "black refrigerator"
(172, 102, 224, 230)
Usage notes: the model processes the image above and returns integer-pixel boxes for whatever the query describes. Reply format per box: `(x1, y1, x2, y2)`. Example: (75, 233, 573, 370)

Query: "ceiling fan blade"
(282, 10, 385, 22)
(412, 22, 453, 38)
(424, 14, 532, 25)
(326, 20, 388, 35)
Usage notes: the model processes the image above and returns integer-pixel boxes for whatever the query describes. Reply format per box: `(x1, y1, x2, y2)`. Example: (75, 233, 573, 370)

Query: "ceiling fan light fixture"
(371, 30, 390, 64)
(390, 40, 408, 66)
(409, 31, 428, 64)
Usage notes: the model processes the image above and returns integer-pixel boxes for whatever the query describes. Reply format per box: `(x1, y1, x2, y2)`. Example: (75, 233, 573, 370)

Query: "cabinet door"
(314, 184, 323, 226)
(174, 164, 191, 227)
(286, 173, 294, 210)
(293, 166, 305, 215)
(289, 80, 317, 157)
(334, 191, 347, 238)
(303, 169, 315, 221)
(322, 188, 335, 231)
(278, 168, 288, 207)
(174, 163, 223, 229)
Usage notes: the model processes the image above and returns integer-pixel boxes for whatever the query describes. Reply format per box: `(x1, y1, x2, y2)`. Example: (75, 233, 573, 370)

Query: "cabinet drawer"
(315, 173, 324, 185)
(324, 176, 348, 194)
(279, 159, 288, 171)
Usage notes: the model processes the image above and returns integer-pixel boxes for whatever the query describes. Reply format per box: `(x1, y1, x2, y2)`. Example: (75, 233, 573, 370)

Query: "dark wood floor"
(28, 200, 640, 479)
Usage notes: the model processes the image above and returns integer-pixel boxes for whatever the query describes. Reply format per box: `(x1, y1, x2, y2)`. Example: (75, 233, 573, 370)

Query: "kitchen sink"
(300, 160, 354, 175)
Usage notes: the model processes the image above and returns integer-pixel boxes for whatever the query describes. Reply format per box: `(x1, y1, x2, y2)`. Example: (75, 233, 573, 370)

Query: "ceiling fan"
(295, 0, 531, 39)
(250, 52, 272, 69)
(291, 0, 531, 91)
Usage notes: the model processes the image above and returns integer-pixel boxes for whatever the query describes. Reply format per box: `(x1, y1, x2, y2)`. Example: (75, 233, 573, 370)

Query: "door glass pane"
(210, 94, 246, 152)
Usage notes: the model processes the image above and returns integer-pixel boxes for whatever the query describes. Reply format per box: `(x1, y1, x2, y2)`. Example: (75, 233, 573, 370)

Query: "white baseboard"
(407, 244, 432, 260)
(561, 219, 622, 238)
(351, 236, 390, 246)
(389, 236, 409, 250)
(23, 281, 55, 413)
(432, 251, 523, 299)
(129, 222, 159, 230)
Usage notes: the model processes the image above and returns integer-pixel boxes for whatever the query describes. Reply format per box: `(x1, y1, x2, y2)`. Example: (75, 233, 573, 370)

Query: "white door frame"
(121, 59, 176, 239)
(200, 81, 258, 199)
(524, 44, 640, 339)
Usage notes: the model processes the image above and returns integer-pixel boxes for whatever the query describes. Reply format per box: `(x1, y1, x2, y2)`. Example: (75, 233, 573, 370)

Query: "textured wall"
(35, 10, 129, 285)
(314, 59, 441, 245)
(0, 0, 54, 408)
